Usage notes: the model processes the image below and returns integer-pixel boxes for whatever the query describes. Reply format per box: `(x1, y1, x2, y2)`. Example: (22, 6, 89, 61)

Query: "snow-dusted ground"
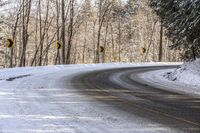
(0, 63, 181, 133)
(139, 60, 200, 96)
(164, 59, 200, 87)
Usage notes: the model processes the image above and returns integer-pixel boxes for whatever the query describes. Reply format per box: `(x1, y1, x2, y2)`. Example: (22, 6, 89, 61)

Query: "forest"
(0, 0, 182, 68)
(150, 0, 200, 61)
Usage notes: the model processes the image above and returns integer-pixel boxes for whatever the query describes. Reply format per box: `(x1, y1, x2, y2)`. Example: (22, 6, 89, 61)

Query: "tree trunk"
(83, 22, 87, 63)
(159, 19, 163, 62)
(66, 0, 74, 64)
(192, 46, 196, 60)
(118, 15, 122, 62)
(19, 0, 31, 67)
(61, 0, 66, 64)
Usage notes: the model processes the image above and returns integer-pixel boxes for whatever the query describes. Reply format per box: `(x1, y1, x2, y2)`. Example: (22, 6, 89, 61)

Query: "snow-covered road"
(0, 63, 197, 133)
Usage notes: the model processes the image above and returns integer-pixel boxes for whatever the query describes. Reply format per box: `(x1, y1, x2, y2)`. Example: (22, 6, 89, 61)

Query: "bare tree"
(19, 0, 32, 67)
(0, 0, 181, 68)
(159, 19, 163, 62)
(61, 0, 66, 64)
(96, 0, 111, 63)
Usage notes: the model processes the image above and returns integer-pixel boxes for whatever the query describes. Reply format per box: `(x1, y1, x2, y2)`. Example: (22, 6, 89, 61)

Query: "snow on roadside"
(139, 60, 200, 96)
(0, 62, 178, 81)
(164, 59, 200, 86)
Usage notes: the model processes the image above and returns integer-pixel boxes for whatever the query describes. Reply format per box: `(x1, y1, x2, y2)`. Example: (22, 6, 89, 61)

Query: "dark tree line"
(150, 0, 200, 61)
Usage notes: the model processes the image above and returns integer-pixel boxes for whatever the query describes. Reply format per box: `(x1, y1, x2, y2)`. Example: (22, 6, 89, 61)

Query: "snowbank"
(139, 60, 200, 96)
(164, 59, 200, 87)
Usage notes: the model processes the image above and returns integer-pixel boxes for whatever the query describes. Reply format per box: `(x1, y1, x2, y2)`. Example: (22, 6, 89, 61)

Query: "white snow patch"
(164, 59, 200, 87)
(140, 60, 200, 96)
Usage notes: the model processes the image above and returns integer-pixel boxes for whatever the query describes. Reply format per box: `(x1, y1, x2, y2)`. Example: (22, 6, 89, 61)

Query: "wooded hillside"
(0, 0, 181, 68)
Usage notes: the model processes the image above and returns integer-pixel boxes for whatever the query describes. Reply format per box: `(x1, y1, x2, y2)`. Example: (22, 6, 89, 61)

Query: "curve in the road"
(71, 66, 200, 133)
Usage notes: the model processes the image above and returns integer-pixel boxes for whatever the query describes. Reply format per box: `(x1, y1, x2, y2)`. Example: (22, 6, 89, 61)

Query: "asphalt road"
(72, 66, 200, 133)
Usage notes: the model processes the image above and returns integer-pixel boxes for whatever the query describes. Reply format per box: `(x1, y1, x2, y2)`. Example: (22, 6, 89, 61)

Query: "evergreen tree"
(150, 0, 200, 60)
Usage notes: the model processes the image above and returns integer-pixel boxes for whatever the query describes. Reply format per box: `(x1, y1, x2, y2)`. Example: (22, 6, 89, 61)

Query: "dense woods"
(150, 0, 200, 61)
(0, 0, 181, 68)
